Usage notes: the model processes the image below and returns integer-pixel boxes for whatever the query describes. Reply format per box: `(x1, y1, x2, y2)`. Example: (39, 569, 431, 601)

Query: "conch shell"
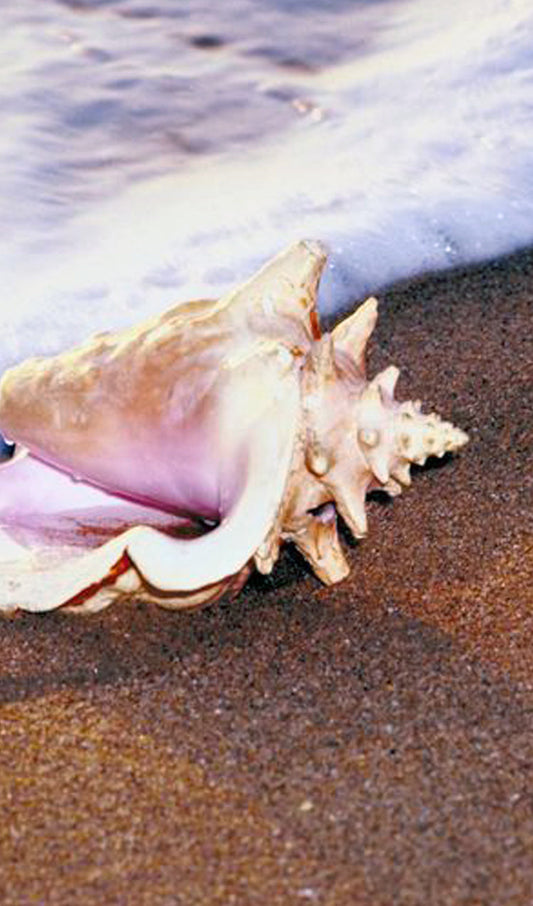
(0, 240, 467, 614)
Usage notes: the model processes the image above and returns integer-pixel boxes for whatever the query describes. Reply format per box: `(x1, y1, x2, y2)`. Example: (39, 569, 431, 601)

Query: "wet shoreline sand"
(0, 247, 531, 904)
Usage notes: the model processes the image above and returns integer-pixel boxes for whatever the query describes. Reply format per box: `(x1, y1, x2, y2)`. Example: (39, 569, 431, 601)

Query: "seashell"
(0, 240, 468, 614)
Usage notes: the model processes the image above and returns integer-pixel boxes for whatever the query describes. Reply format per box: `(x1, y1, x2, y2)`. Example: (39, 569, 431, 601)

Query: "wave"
(1, 0, 532, 370)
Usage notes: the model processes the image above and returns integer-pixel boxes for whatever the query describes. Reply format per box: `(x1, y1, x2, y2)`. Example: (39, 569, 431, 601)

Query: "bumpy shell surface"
(0, 241, 467, 613)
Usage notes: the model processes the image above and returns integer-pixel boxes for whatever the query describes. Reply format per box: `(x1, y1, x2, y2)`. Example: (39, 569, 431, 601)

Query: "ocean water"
(1, 0, 532, 372)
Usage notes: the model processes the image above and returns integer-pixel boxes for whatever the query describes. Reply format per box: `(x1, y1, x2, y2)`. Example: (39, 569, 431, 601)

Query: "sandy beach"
(0, 247, 531, 905)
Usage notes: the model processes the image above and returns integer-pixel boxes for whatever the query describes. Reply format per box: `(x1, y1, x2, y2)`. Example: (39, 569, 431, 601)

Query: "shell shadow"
(0, 547, 312, 705)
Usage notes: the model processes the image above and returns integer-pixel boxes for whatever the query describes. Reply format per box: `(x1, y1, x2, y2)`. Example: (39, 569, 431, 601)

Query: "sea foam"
(1, 0, 532, 371)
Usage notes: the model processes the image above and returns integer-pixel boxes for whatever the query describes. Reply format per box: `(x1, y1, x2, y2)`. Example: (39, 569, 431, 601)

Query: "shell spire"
(395, 403, 469, 468)
(291, 287, 469, 585)
(352, 360, 468, 495)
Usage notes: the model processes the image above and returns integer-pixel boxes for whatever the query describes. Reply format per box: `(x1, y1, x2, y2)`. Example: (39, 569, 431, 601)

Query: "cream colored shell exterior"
(0, 241, 467, 614)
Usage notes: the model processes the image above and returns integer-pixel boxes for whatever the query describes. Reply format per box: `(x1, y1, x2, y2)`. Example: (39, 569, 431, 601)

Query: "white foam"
(1, 0, 532, 370)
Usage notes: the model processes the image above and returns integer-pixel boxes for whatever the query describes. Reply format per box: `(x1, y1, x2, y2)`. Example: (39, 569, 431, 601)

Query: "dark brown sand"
(0, 249, 532, 905)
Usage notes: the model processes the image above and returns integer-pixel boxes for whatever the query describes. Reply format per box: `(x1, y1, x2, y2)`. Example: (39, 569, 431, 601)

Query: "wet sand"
(0, 248, 532, 905)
